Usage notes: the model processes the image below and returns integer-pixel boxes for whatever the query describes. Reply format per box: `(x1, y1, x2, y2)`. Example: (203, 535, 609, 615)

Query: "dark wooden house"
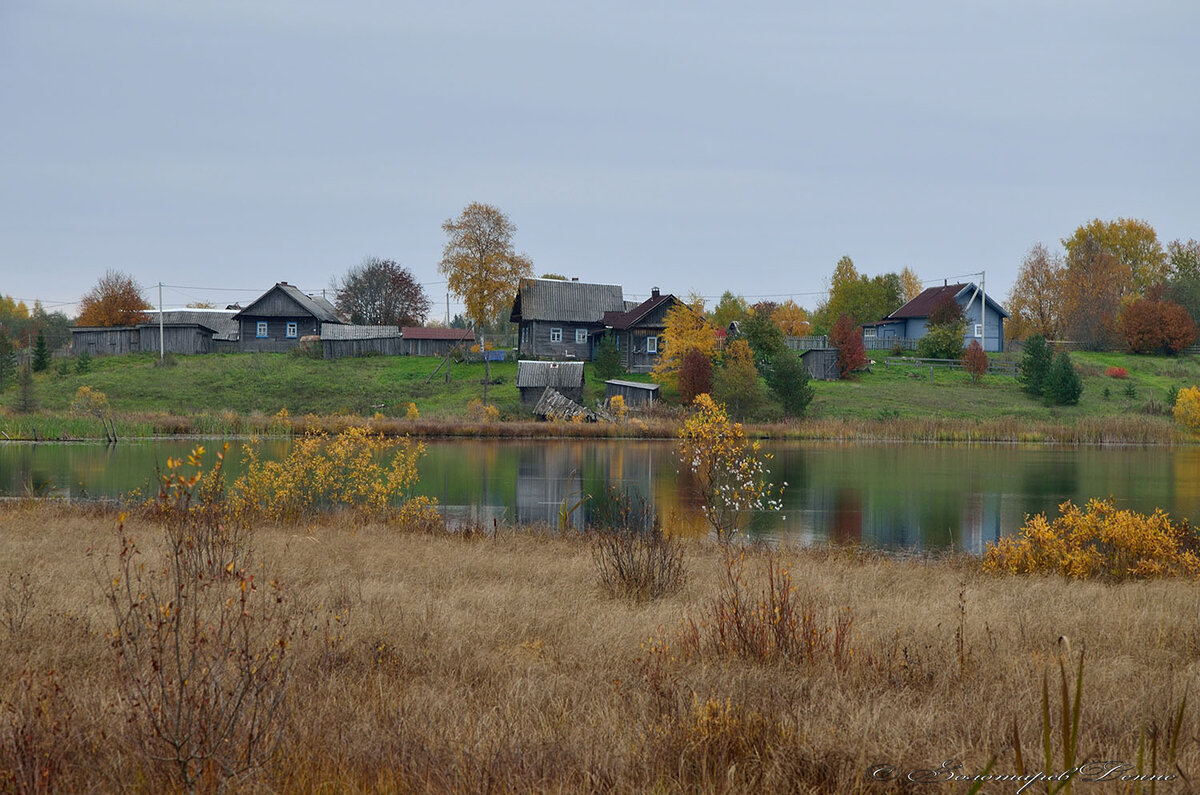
(71, 310, 239, 356)
(600, 288, 681, 373)
(232, 282, 344, 352)
(509, 278, 626, 360)
(517, 360, 585, 406)
(400, 327, 475, 357)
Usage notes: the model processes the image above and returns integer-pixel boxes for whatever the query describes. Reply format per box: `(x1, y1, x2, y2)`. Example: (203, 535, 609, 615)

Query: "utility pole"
(158, 281, 164, 362)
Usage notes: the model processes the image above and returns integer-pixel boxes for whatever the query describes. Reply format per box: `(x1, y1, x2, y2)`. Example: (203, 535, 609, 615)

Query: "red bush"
(963, 340, 987, 381)
(1161, 301, 1198, 354)
(830, 314, 866, 378)
(1106, 366, 1128, 379)
(678, 348, 713, 404)
(1119, 298, 1199, 354)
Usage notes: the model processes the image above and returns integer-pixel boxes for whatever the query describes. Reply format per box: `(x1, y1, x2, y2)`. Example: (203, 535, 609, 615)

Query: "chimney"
(651, 287, 660, 299)
(571, 277, 579, 281)
(943, 279, 947, 287)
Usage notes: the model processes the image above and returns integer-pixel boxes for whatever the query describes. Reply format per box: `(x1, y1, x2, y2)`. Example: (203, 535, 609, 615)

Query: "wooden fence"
(883, 356, 1020, 377)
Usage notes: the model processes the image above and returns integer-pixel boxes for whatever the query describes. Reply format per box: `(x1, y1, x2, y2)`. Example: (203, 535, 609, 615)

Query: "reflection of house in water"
(512, 441, 663, 528)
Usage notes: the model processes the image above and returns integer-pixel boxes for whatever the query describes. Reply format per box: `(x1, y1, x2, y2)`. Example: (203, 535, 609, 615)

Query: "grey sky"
(2, 0, 1197, 319)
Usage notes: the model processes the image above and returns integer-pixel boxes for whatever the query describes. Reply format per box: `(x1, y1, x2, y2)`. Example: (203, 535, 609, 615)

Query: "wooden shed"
(800, 348, 840, 381)
(321, 325, 402, 359)
(517, 360, 585, 406)
(604, 379, 660, 407)
(400, 327, 475, 357)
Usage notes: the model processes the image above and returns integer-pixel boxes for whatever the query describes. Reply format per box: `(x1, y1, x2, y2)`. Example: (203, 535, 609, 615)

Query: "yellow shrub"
(1173, 385, 1200, 435)
(466, 399, 499, 423)
(406, 402, 419, 420)
(609, 394, 627, 421)
(230, 426, 432, 524)
(982, 498, 1200, 580)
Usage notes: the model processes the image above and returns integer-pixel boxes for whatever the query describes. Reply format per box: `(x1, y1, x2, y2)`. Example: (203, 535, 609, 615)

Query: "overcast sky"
(2, 0, 1197, 319)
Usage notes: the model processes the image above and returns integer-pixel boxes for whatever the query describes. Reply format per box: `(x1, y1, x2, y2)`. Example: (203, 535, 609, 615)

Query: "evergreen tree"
(1044, 352, 1083, 405)
(32, 330, 49, 372)
(16, 363, 36, 413)
(1019, 334, 1053, 396)
(0, 334, 14, 392)
(765, 350, 814, 417)
(593, 334, 622, 381)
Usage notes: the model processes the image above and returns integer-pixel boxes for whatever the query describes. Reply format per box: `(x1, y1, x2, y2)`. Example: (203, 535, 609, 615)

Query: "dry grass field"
(3, 501, 1200, 793)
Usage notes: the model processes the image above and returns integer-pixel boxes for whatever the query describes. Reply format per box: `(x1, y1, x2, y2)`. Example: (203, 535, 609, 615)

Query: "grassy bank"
(3, 502, 1198, 792)
(0, 349, 1195, 443)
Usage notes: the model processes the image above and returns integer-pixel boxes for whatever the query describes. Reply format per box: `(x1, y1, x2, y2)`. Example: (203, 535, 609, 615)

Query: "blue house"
(862, 282, 1008, 352)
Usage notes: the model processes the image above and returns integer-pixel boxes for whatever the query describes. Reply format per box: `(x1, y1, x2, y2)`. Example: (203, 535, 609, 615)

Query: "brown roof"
(888, 284, 968, 319)
(602, 291, 678, 330)
(401, 327, 475, 341)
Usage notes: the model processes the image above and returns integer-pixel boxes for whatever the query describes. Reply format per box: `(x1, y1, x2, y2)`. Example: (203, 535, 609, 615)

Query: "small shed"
(401, 327, 475, 357)
(800, 348, 840, 381)
(321, 325, 402, 359)
(517, 360, 585, 406)
(604, 379, 660, 407)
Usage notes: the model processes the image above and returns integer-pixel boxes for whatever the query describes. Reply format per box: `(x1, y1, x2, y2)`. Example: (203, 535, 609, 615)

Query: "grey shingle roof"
(517, 360, 585, 388)
(234, 283, 344, 324)
(509, 278, 625, 323)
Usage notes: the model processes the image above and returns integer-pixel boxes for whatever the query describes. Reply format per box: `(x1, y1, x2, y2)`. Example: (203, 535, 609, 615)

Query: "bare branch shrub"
(590, 488, 685, 601)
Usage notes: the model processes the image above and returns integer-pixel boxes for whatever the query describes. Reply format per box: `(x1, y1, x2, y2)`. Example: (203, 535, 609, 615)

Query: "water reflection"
(1, 439, 1196, 553)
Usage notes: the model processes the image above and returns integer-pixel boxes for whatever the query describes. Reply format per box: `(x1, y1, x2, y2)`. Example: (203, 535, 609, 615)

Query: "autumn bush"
(1105, 366, 1128, 379)
(677, 348, 713, 405)
(1119, 297, 1198, 354)
(962, 339, 987, 381)
(1173, 385, 1200, 435)
(230, 426, 434, 524)
(982, 498, 1200, 580)
(829, 314, 865, 378)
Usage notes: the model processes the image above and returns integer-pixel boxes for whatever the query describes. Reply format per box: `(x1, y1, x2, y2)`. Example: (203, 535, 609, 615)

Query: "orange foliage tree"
(962, 340, 987, 381)
(772, 300, 812, 337)
(77, 270, 151, 327)
(1118, 297, 1198, 354)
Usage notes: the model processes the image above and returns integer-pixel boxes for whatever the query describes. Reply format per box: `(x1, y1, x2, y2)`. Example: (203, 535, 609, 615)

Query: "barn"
(517, 360, 585, 406)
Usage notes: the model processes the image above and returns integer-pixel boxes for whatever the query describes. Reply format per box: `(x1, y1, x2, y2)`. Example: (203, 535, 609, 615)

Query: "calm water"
(0, 438, 1193, 553)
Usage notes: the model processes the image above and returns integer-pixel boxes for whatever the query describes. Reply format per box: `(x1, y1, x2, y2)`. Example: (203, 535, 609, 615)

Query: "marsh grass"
(3, 503, 1200, 791)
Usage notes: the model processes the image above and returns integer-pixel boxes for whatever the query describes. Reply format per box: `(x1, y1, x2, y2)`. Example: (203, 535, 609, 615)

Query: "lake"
(0, 438, 1193, 553)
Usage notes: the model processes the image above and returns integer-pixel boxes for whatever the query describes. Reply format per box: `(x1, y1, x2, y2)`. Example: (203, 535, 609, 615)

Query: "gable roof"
(401, 327, 475, 341)
(602, 290, 680, 330)
(232, 282, 344, 324)
(886, 282, 1010, 320)
(516, 360, 585, 388)
(509, 278, 625, 324)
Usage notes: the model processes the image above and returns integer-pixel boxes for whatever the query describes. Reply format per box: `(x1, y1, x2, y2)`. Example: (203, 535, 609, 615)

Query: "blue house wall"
(861, 283, 1007, 353)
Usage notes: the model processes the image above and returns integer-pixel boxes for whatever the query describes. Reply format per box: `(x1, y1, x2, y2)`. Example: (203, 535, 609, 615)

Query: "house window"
(575, 328, 588, 344)
(286, 322, 298, 339)
(256, 322, 268, 338)
(974, 324, 983, 338)
(864, 327, 877, 339)
(520, 325, 529, 346)
(550, 327, 562, 343)
(647, 336, 658, 354)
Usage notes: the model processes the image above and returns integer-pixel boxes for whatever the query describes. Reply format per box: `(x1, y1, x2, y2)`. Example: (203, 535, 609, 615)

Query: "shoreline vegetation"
(0, 349, 1194, 444)
(3, 500, 1197, 792)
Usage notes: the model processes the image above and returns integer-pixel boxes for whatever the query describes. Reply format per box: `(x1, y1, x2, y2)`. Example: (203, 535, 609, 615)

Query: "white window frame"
(864, 327, 877, 339)
(974, 324, 983, 338)
(256, 321, 268, 338)
(286, 322, 298, 339)
(575, 328, 588, 344)
(550, 327, 562, 343)
(647, 335, 658, 354)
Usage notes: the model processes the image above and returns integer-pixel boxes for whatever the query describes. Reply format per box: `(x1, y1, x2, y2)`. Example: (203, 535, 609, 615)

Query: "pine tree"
(1019, 334, 1052, 396)
(32, 330, 49, 372)
(765, 350, 814, 417)
(16, 363, 37, 413)
(0, 334, 14, 392)
(593, 334, 622, 381)
(1044, 352, 1083, 405)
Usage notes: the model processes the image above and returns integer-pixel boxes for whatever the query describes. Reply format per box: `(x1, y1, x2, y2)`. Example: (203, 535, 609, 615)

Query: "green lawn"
(4, 349, 1197, 432)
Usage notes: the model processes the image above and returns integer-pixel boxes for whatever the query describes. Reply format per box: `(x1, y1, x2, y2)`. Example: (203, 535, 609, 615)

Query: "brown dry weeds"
(2, 502, 1199, 793)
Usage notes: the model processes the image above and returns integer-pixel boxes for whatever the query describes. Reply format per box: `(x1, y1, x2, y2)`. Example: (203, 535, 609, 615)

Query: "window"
(974, 324, 983, 338)
(286, 322, 298, 339)
(520, 325, 529, 346)
(646, 336, 658, 354)
(550, 327, 562, 343)
(575, 328, 588, 344)
(256, 321, 268, 338)
(864, 327, 877, 339)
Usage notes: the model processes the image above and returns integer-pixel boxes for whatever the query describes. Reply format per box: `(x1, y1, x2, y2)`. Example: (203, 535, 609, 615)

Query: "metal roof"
(602, 291, 679, 330)
(509, 278, 625, 323)
(320, 325, 400, 340)
(604, 379, 660, 392)
(401, 327, 476, 341)
(887, 282, 1010, 320)
(517, 360, 585, 388)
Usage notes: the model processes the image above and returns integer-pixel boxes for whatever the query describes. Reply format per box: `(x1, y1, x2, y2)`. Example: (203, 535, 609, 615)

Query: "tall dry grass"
(3, 502, 1200, 792)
